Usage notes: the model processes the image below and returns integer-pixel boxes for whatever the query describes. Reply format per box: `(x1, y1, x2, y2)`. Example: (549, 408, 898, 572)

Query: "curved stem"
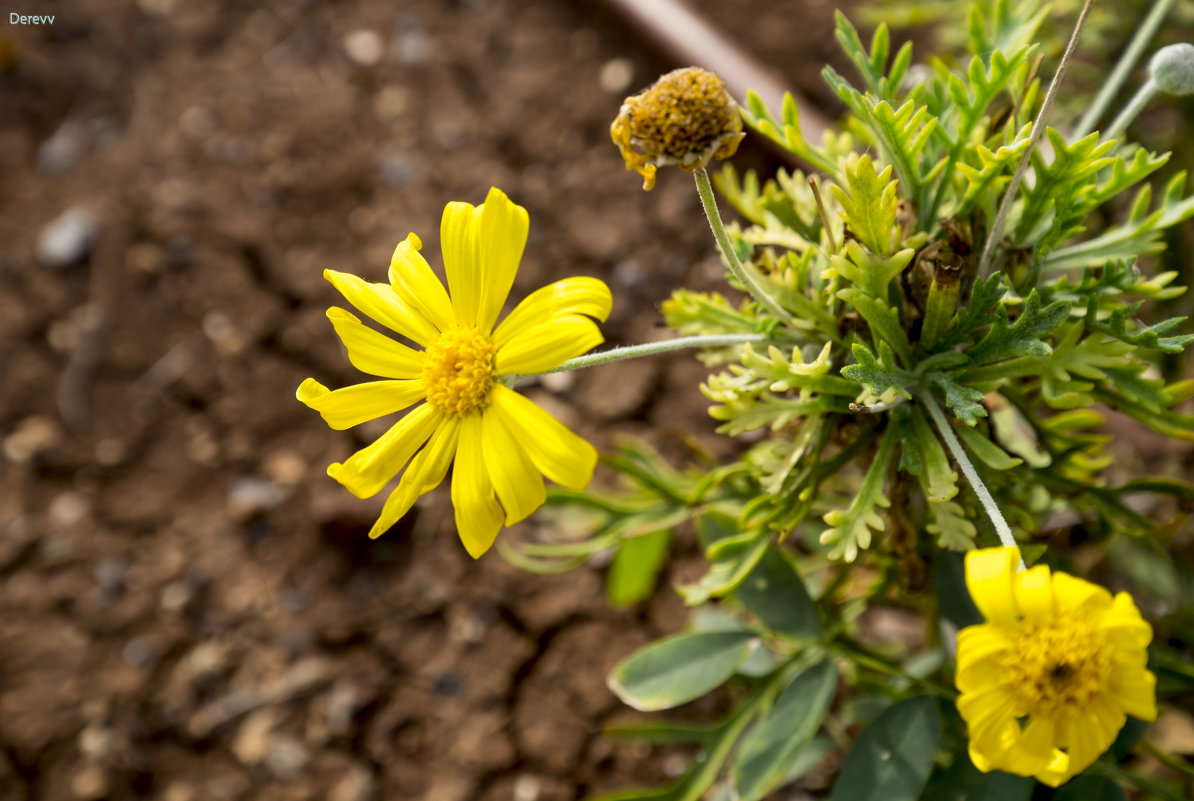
(1104, 78, 1160, 143)
(693, 167, 798, 326)
(915, 389, 1023, 565)
(977, 0, 1095, 281)
(1074, 0, 1176, 139)
(502, 333, 768, 383)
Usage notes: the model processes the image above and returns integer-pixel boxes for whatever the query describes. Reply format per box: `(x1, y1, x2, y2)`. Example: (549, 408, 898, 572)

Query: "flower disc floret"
(610, 66, 745, 190)
(955, 547, 1157, 787)
(422, 326, 496, 415)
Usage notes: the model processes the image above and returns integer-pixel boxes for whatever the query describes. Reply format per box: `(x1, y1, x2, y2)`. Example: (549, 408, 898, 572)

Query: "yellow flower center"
(1006, 614, 1114, 717)
(421, 326, 496, 415)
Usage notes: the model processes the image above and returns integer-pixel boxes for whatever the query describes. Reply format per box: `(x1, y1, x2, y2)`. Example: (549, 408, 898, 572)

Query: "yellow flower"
(297, 187, 612, 557)
(955, 546, 1157, 787)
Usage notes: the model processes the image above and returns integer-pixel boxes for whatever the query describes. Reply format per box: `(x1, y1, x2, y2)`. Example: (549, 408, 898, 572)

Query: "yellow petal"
(327, 404, 441, 498)
(451, 412, 505, 557)
(955, 625, 1013, 693)
(475, 187, 530, 333)
(481, 408, 545, 525)
(1109, 664, 1158, 721)
(965, 546, 1022, 625)
(389, 233, 454, 333)
(1012, 564, 1055, 623)
(488, 384, 597, 489)
(323, 268, 440, 347)
(441, 199, 482, 326)
(494, 316, 604, 375)
(1003, 716, 1056, 777)
(1053, 571, 1112, 617)
(368, 416, 461, 539)
(1054, 705, 1117, 785)
(492, 276, 613, 349)
(1099, 592, 1154, 649)
(326, 307, 424, 379)
(297, 377, 425, 430)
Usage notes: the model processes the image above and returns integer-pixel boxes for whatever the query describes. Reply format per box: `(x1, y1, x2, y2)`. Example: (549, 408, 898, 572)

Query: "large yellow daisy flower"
(297, 187, 612, 557)
(955, 546, 1157, 786)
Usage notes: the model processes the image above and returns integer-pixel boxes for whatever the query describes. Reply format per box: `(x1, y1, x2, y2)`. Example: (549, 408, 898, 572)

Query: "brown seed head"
(610, 67, 745, 191)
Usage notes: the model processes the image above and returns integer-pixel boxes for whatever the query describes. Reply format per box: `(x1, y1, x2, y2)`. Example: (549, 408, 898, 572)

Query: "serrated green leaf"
(964, 289, 1068, 366)
(827, 695, 942, 801)
(831, 155, 900, 256)
(820, 425, 897, 561)
(609, 631, 759, 711)
(733, 547, 822, 640)
(956, 425, 1022, 469)
(733, 662, 838, 801)
(909, 406, 958, 501)
(929, 372, 988, 425)
(925, 499, 977, 551)
(842, 341, 913, 399)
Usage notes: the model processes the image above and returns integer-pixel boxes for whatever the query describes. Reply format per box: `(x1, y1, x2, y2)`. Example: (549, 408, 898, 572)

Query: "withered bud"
(610, 67, 745, 191)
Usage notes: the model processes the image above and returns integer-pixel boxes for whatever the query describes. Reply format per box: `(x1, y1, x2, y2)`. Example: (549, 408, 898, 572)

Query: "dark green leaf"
(1052, 775, 1127, 801)
(733, 662, 838, 801)
(935, 551, 982, 629)
(610, 631, 758, 711)
(733, 547, 822, 639)
(920, 751, 1032, 801)
(828, 695, 942, 801)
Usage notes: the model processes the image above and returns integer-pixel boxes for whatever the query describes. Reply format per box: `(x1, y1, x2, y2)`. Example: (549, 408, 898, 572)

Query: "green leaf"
(964, 290, 1068, 366)
(733, 547, 822, 640)
(909, 407, 958, 501)
(935, 551, 982, 629)
(820, 425, 897, 562)
(828, 695, 942, 801)
(609, 631, 759, 711)
(956, 425, 1021, 469)
(1052, 775, 1128, 801)
(843, 341, 913, 399)
(607, 530, 671, 607)
(928, 373, 988, 425)
(920, 752, 1032, 801)
(831, 154, 900, 256)
(925, 500, 977, 551)
(604, 720, 717, 746)
(733, 662, 839, 801)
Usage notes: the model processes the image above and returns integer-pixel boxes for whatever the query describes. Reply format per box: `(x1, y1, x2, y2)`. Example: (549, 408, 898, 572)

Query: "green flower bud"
(1149, 43, 1194, 96)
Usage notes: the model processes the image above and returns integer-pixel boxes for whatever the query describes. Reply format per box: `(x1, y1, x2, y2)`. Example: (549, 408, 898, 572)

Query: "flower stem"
(1103, 78, 1160, 143)
(503, 333, 768, 383)
(977, 0, 1095, 281)
(915, 389, 1023, 564)
(1074, 0, 1176, 139)
(693, 167, 799, 326)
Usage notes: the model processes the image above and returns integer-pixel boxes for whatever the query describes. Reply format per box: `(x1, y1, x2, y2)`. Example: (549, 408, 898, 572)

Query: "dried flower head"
(610, 66, 745, 190)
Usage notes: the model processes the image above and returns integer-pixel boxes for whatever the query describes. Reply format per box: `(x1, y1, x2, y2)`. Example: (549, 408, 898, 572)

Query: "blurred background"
(0, 0, 849, 799)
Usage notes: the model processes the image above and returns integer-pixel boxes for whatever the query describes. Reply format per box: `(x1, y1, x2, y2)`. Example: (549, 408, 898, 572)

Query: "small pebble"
(3, 416, 61, 462)
(330, 765, 376, 801)
(70, 765, 108, 800)
(539, 371, 574, 393)
(93, 557, 128, 592)
(377, 150, 420, 188)
(344, 29, 384, 66)
(394, 24, 432, 65)
(38, 124, 86, 174)
(49, 492, 89, 527)
(122, 637, 157, 668)
(227, 476, 285, 520)
(513, 776, 541, 801)
(264, 735, 309, 779)
(373, 86, 410, 121)
(233, 709, 277, 766)
(38, 208, 97, 269)
(179, 105, 217, 138)
(599, 58, 635, 94)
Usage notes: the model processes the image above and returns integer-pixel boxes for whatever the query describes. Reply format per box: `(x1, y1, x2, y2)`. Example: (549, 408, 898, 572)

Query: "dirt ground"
(0, 1, 853, 799)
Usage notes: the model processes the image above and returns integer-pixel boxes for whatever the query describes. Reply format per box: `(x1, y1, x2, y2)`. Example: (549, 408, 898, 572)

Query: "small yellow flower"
(610, 66, 745, 190)
(298, 188, 613, 557)
(956, 547, 1157, 786)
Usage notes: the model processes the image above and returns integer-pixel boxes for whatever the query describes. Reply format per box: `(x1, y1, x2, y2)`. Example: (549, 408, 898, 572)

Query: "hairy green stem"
(916, 389, 1023, 564)
(693, 167, 798, 326)
(1104, 78, 1160, 142)
(1074, 0, 1177, 138)
(503, 333, 768, 383)
(977, 0, 1095, 281)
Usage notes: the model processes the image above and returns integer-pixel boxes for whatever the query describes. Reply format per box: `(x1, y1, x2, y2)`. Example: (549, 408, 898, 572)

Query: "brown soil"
(0, 1, 850, 799)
